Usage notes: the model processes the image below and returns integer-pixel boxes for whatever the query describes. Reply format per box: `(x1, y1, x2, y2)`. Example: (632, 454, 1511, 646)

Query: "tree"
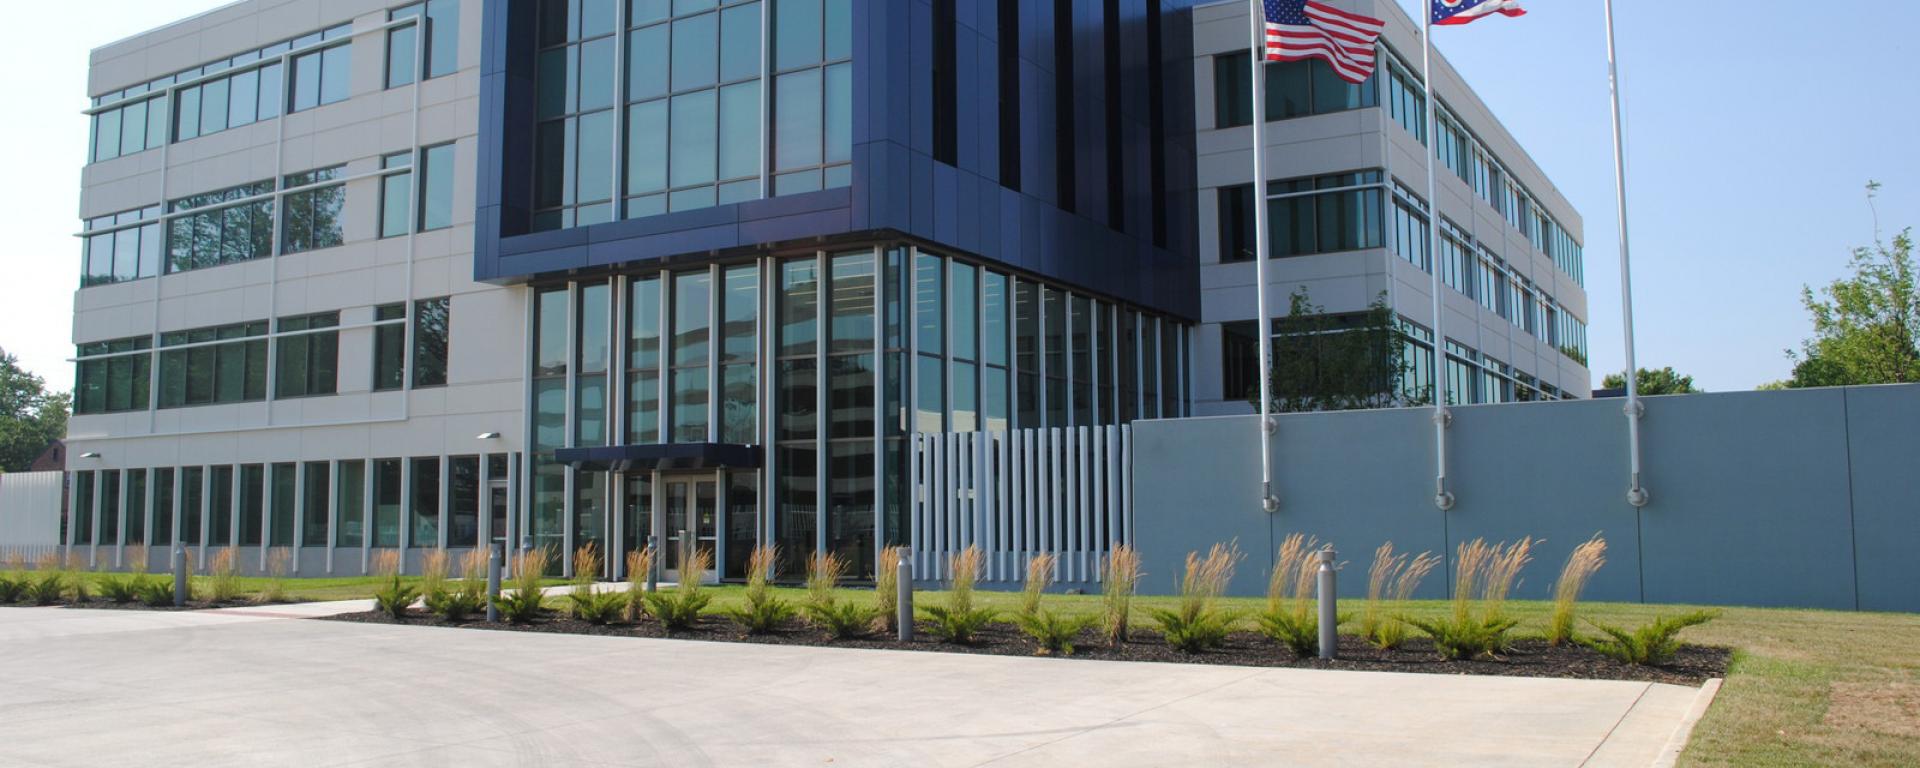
(0, 349, 70, 473)
(1248, 289, 1420, 413)
(1784, 184, 1918, 388)
(1601, 367, 1700, 395)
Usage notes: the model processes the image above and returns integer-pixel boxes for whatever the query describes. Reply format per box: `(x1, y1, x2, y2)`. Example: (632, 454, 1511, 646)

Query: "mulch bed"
(319, 611, 1730, 686)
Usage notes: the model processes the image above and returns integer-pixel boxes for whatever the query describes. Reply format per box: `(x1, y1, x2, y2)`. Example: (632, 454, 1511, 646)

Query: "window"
(153, 469, 174, 547)
(302, 462, 330, 545)
(1102, 0, 1123, 226)
(1213, 52, 1378, 128)
(419, 143, 456, 231)
(240, 464, 265, 547)
(290, 27, 353, 113)
(157, 321, 268, 408)
(1386, 61, 1425, 142)
(931, 0, 957, 165)
(269, 463, 296, 547)
(1390, 184, 1430, 271)
(373, 458, 402, 547)
(125, 469, 148, 545)
(1219, 171, 1384, 262)
(997, 0, 1020, 191)
(373, 304, 408, 391)
(577, 281, 611, 447)
(449, 456, 479, 547)
(81, 207, 163, 287)
(770, 0, 851, 196)
(410, 457, 440, 548)
(281, 165, 346, 254)
(100, 471, 121, 546)
(776, 256, 821, 574)
(534, 0, 624, 229)
(74, 337, 152, 415)
(166, 180, 275, 274)
(209, 466, 235, 546)
(379, 153, 413, 238)
(275, 312, 340, 398)
(670, 271, 711, 443)
(180, 467, 204, 547)
(90, 95, 166, 163)
(388, 0, 461, 88)
(1052, 0, 1075, 213)
(629, 276, 663, 442)
(335, 460, 365, 548)
(721, 264, 759, 444)
(413, 297, 451, 388)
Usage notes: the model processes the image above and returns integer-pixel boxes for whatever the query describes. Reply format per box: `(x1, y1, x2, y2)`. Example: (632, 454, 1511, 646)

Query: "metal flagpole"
(1604, 0, 1649, 508)
(1250, 0, 1279, 513)
(1421, 4, 1454, 511)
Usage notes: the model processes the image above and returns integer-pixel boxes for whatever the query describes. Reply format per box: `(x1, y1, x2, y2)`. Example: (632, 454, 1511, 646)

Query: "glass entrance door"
(660, 475, 719, 583)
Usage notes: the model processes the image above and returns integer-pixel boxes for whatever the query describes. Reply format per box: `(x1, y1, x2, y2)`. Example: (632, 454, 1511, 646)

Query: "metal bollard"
(645, 534, 660, 593)
(677, 529, 691, 584)
(172, 543, 188, 607)
(896, 551, 914, 642)
(486, 542, 503, 622)
(1317, 547, 1338, 660)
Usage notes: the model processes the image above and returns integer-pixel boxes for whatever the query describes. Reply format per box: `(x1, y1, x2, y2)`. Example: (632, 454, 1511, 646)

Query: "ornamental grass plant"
(1360, 541, 1439, 650)
(802, 551, 878, 639)
(1406, 537, 1535, 660)
(498, 548, 552, 623)
(1148, 542, 1242, 653)
(922, 546, 996, 644)
(1101, 544, 1142, 643)
(1253, 534, 1325, 657)
(255, 547, 293, 604)
(642, 543, 712, 631)
(1019, 553, 1057, 617)
(873, 545, 904, 633)
(205, 549, 240, 603)
(624, 547, 655, 621)
(370, 550, 416, 620)
(724, 545, 795, 634)
(1546, 534, 1608, 646)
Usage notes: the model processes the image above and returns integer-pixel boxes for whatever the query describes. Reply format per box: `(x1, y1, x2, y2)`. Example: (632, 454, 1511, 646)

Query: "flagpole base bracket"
(1434, 491, 1456, 512)
(1627, 486, 1649, 508)
(1263, 494, 1281, 513)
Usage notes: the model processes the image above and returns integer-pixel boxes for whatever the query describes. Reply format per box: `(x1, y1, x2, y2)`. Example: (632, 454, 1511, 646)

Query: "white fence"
(909, 426, 1132, 587)
(0, 471, 65, 562)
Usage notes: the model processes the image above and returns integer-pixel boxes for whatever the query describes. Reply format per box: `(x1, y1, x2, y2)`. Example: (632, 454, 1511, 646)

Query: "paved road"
(0, 603, 1711, 767)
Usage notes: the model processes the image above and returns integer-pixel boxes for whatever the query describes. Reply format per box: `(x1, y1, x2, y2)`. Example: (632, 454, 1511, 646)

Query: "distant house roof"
(28, 440, 65, 472)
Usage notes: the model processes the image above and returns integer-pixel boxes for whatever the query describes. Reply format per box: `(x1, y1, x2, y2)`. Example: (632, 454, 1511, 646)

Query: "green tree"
(1248, 289, 1420, 413)
(0, 349, 70, 472)
(1601, 367, 1701, 395)
(1786, 226, 1918, 388)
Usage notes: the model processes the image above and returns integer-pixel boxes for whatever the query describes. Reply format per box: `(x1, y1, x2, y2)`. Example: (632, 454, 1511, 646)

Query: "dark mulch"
(319, 611, 1730, 686)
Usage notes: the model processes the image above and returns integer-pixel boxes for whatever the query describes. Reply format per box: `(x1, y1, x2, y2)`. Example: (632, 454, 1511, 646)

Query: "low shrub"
(642, 544, 712, 631)
(1148, 543, 1242, 653)
(1546, 534, 1608, 646)
(205, 549, 240, 603)
(1405, 538, 1534, 660)
(0, 574, 25, 603)
(97, 573, 143, 604)
(805, 551, 846, 610)
(567, 589, 628, 625)
(724, 545, 794, 634)
(29, 572, 66, 605)
(921, 546, 997, 644)
(137, 579, 175, 607)
(1360, 542, 1440, 650)
(1579, 610, 1719, 666)
(373, 577, 419, 620)
(567, 544, 603, 619)
(499, 548, 552, 624)
(1102, 544, 1142, 643)
(806, 599, 882, 640)
(1013, 609, 1098, 656)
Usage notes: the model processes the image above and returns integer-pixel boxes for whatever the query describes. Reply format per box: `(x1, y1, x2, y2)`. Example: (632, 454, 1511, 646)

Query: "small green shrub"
(1013, 609, 1097, 656)
(724, 545, 794, 634)
(30, 573, 66, 605)
(1405, 615, 1521, 661)
(499, 548, 552, 623)
(1406, 538, 1534, 660)
(1579, 610, 1719, 666)
(1257, 534, 1323, 657)
(96, 573, 141, 604)
(921, 546, 997, 644)
(205, 549, 240, 603)
(1360, 542, 1439, 651)
(372, 575, 419, 620)
(0, 574, 25, 603)
(643, 590, 713, 631)
(567, 590, 627, 625)
(496, 588, 546, 624)
(1255, 610, 1320, 658)
(426, 586, 488, 622)
(1148, 543, 1242, 653)
(137, 579, 175, 607)
(806, 599, 882, 640)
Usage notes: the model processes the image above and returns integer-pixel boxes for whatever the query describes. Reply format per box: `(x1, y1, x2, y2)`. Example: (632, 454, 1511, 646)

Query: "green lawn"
(42, 573, 1920, 767)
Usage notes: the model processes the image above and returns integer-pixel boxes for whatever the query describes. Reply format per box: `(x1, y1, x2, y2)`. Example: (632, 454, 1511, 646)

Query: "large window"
(289, 29, 353, 113)
(628, 276, 662, 442)
(373, 458, 402, 548)
(413, 297, 451, 388)
(302, 462, 330, 546)
(81, 207, 162, 287)
(280, 165, 346, 255)
(533, 0, 622, 229)
(420, 143, 456, 231)
(373, 303, 409, 391)
(388, 1, 461, 88)
(1218, 171, 1384, 262)
(380, 153, 414, 239)
(270, 463, 296, 547)
(1213, 52, 1377, 128)
(74, 337, 152, 415)
(720, 264, 760, 444)
(826, 251, 876, 571)
(166, 180, 275, 274)
(158, 321, 268, 408)
(274, 312, 340, 398)
(670, 271, 712, 442)
(770, 0, 851, 195)
(577, 281, 611, 447)
(174, 56, 285, 143)
(90, 94, 166, 163)
(776, 257, 821, 574)
(335, 460, 365, 548)
(410, 457, 440, 548)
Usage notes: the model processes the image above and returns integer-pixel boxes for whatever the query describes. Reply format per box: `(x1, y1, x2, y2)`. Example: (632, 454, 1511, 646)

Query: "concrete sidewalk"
(0, 604, 1715, 767)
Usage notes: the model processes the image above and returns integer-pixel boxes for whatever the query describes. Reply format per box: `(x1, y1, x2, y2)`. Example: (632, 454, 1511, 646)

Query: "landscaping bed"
(317, 610, 1729, 686)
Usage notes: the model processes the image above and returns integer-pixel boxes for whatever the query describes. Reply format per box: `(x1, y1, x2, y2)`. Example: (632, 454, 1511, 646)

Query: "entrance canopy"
(553, 443, 761, 473)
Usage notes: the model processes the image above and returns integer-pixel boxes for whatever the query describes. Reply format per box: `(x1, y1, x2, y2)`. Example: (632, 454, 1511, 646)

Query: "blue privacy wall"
(1130, 383, 1920, 612)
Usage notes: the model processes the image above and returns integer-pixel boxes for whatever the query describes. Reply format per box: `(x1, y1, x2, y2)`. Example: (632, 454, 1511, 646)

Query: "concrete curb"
(1652, 677, 1723, 768)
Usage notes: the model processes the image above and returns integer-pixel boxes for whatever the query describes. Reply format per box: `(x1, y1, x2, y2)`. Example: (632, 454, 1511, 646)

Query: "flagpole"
(1421, 5, 1454, 511)
(1604, 0, 1649, 508)
(1250, 0, 1279, 513)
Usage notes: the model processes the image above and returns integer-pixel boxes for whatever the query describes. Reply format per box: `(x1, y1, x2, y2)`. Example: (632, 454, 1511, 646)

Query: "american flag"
(1263, 0, 1386, 85)
(1432, 0, 1527, 26)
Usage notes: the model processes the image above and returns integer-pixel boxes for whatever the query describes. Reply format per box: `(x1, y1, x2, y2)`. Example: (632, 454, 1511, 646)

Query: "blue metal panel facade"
(476, 0, 1200, 320)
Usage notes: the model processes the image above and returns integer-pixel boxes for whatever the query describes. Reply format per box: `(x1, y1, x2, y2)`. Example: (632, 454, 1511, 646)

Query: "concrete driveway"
(0, 603, 1714, 767)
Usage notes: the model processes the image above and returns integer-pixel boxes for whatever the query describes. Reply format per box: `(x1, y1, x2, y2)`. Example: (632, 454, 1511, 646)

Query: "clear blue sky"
(1, 1, 1915, 393)
(1393, 0, 1920, 390)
